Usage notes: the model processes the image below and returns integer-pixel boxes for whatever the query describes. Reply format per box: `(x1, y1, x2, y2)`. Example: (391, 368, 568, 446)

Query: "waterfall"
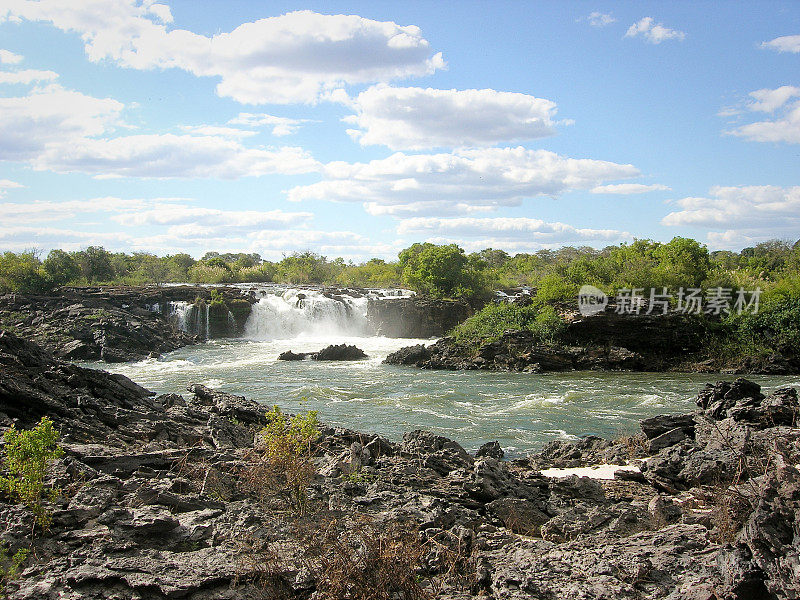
(244, 288, 372, 340)
(168, 301, 191, 332)
(167, 301, 210, 339)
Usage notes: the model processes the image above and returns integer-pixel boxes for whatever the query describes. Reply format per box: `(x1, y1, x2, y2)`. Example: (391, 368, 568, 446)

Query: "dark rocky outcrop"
(278, 344, 368, 361)
(313, 343, 368, 361)
(367, 297, 473, 338)
(386, 330, 648, 372)
(1, 335, 798, 599)
(385, 308, 798, 374)
(0, 286, 256, 362)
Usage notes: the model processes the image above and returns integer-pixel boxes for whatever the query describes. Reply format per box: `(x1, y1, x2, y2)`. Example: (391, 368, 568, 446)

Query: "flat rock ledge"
(0, 329, 797, 599)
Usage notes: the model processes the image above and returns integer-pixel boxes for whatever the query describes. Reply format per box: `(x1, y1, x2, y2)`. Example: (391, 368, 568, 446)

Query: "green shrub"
(533, 273, 577, 304)
(0, 543, 28, 597)
(244, 407, 320, 514)
(734, 298, 800, 354)
(451, 302, 566, 348)
(188, 264, 236, 284)
(0, 417, 63, 529)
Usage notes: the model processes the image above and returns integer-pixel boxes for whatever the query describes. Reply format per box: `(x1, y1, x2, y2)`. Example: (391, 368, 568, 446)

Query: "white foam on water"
(244, 289, 371, 340)
(540, 464, 640, 480)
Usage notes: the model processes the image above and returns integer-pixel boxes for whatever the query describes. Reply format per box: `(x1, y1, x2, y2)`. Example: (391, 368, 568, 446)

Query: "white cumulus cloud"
(662, 186, 800, 245)
(0, 179, 24, 198)
(727, 86, 800, 144)
(397, 216, 630, 245)
(32, 133, 320, 178)
(288, 147, 639, 216)
(2, 4, 445, 104)
(0, 84, 124, 161)
(625, 17, 686, 44)
(586, 12, 616, 28)
(344, 85, 560, 150)
(0, 84, 320, 177)
(228, 113, 310, 136)
(0, 69, 59, 84)
(591, 183, 671, 195)
(0, 49, 23, 64)
(178, 125, 257, 139)
(761, 34, 800, 53)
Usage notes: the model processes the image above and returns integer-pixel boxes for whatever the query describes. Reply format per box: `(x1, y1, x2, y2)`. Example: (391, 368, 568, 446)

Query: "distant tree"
(476, 248, 510, 269)
(654, 237, 711, 287)
(0, 251, 53, 294)
(75, 246, 114, 283)
(166, 253, 196, 281)
(137, 254, 170, 286)
(399, 243, 483, 299)
(42, 249, 80, 286)
(205, 256, 232, 272)
(278, 252, 331, 284)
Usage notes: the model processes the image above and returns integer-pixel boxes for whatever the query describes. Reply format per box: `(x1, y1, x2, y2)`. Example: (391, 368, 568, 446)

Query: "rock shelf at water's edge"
(0, 329, 798, 598)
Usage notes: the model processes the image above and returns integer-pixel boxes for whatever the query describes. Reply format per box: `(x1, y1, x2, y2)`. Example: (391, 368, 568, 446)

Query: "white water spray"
(244, 289, 372, 340)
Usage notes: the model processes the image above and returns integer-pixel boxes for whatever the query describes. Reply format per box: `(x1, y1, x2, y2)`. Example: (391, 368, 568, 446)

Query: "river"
(89, 287, 800, 457)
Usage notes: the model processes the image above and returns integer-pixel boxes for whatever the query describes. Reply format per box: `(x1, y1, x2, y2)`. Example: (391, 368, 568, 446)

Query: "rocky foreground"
(1, 330, 799, 599)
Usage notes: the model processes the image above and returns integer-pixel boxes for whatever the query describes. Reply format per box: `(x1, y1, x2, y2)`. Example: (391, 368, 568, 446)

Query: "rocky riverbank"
(386, 308, 797, 374)
(0, 286, 254, 362)
(1, 329, 798, 598)
(0, 286, 473, 362)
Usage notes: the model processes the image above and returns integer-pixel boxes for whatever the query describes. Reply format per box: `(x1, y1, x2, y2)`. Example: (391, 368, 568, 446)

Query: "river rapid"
(90, 287, 800, 457)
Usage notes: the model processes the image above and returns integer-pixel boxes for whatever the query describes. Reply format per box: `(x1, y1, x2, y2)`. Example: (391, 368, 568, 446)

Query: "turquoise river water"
(90, 333, 800, 458)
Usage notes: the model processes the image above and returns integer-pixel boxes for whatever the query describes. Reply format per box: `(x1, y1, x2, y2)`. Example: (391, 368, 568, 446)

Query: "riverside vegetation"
(2, 236, 799, 373)
(1, 329, 799, 598)
(2, 237, 799, 301)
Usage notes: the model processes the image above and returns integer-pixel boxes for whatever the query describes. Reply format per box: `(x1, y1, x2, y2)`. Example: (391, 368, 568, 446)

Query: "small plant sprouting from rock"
(0, 542, 28, 598)
(242, 406, 320, 514)
(0, 416, 63, 529)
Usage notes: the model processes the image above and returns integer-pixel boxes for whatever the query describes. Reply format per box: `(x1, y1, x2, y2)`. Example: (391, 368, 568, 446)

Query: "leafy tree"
(42, 249, 80, 286)
(0, 251, 53, 294)
(399, 243, 483, 299)
(205, 256, 232, 272)
(166, 253, 196, 281)
(0, 416, 63, 528)
(137, 254, 170, 286)
(76, 246, 114, 283)
(654, 236, 711, 288)
(277, 252, 332, 284)
(476, 248, 510, 269)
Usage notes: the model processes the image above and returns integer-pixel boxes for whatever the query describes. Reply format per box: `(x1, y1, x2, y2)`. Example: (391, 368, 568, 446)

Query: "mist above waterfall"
(243, 289, 373, 340)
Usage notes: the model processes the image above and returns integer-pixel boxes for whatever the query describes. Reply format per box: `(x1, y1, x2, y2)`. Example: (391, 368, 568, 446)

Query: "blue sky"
(0, 1, 799, 260)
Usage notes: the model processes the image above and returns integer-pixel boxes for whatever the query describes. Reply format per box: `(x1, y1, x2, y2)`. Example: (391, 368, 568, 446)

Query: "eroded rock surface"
(0, 332, 797, 599)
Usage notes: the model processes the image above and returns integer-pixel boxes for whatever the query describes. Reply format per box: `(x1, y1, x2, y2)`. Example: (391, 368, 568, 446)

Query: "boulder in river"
(313, 343, 368, 361)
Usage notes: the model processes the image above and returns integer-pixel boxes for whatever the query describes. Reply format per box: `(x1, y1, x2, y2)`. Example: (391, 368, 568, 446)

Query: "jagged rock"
(486, 497, 550, 535)
(278, 350, 309, 360)
(696, 378, 765, 418)
(367, 297, 472, 338)
(648, 427, 688, 454)
(401, 430, 474, 475)
(640, 414, 697, 439)
(384, 344, 432, 366)
(313, 343, 368, 361)
(476, 440, 504, 460)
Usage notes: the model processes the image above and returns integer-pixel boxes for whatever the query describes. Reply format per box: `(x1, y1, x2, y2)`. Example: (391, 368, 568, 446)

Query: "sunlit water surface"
(88, 335, 800, 457)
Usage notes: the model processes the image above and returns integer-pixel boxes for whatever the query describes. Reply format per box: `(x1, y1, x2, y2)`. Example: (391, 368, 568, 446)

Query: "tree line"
(0, 238, 798, 305)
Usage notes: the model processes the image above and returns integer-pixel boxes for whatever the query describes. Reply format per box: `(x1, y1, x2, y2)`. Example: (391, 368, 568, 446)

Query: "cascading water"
(168, 301, 191, 332)
(244, 288, 372, 340)
(167, 301, 214, 339)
